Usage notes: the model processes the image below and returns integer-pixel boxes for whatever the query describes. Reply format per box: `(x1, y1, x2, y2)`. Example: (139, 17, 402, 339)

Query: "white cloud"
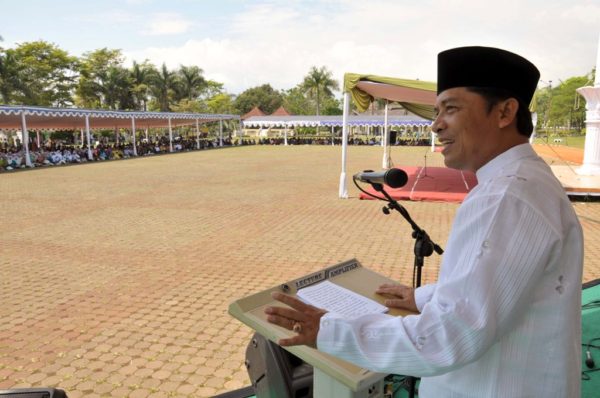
(67, 9, 137, 25)
(142, 13, 193, 35)
(124, 0, 600, 94)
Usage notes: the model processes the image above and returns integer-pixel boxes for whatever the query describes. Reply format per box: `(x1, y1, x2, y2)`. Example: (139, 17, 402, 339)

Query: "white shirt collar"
(475, 143, 536, 183)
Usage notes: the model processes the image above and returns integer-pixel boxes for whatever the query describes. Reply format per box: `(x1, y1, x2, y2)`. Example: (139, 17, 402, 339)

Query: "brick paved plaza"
(2, 145, 600, 397)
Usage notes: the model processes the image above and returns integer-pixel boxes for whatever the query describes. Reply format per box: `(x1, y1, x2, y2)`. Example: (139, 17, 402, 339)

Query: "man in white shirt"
(265, 46, 584, 397)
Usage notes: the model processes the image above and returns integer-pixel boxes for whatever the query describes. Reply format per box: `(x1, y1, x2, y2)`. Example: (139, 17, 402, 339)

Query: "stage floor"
(358, 166, 477, 203)
(551, 165, 600, 196)
(531, 144, 600, 196)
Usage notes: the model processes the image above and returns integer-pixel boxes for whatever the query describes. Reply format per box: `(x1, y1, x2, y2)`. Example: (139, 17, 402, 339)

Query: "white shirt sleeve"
(317, 191, 559, 377)
(414, 283, 436, 312)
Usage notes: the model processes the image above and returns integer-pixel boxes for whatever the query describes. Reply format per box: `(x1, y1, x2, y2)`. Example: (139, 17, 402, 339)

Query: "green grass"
(533, 135, 585, 149)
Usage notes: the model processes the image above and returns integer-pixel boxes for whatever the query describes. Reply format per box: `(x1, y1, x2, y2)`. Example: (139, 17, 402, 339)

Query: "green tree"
(104, 65, 134, 110)
(282, 86, 311, 115)
(0, 48, 29, 103)
(11, 41, 77, 106)
(203, 80, 225, 99)
(76, 48, 124, 108)
(234, 84, 283, 114)
(536, 71, 593, 134)
(171, 98, 204, 113)
(130, 60, 156, 111)
(206, 93, 235, 114)
(149, 63, 179, 111)
(551, 78, 582, 131)
(301, 66, 339, 115)
(320, 96, 342, 115)
(176, 65, 206, 101)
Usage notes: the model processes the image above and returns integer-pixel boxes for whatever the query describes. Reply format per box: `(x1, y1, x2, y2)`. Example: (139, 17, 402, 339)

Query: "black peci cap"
(437, 46, 540, 105)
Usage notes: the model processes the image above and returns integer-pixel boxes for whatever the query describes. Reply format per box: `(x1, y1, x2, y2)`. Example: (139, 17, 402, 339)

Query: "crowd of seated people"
(0, 142, 85, 170)
(0, 135, 234, 172)
(239, 135, 431, 146)
(1, 133, 430, 171)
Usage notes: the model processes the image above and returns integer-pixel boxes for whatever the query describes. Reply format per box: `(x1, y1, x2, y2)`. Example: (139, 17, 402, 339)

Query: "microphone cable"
(582, 299, 600, 310)
(352, 175, 394, 202)
(353, 175, 420, 288)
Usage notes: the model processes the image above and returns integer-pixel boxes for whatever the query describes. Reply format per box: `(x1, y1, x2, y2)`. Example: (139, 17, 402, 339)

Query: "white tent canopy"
(0, 105, 240, 166)
(0, 105, 239, 131)
(243, 114, 431, 128)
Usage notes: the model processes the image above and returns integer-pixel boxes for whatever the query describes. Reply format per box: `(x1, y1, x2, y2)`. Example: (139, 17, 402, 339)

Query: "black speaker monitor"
(0, 388, 67, 398)
(245, 333, 313, 398)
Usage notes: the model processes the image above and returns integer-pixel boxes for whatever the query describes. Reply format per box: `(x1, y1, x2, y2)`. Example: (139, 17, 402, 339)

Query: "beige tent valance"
(344, 73, 437, 120)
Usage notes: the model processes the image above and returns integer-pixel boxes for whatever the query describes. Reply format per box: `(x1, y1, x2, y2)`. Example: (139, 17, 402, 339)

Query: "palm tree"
(149, 63, 179, 112)
(302, 66, 339, 115)
(177, 65, 206, 102)
(103, 66, 134, 110)
(130, 61, 155, 111)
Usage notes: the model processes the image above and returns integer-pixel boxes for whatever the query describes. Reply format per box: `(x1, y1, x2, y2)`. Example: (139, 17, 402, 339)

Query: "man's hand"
(264, 292, 327, 347)
(376, 283, 418, 313)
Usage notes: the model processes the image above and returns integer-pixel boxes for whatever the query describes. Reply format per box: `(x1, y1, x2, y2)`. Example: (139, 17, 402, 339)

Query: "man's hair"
(466, 87, 534, 137)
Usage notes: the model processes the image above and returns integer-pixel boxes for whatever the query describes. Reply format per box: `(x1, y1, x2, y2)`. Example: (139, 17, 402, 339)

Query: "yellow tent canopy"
(343, 73, 437, 120)
(338, 73, 437, 198)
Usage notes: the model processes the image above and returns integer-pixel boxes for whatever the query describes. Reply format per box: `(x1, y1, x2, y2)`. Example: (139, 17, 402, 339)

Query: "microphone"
(353, 168, 408, 188)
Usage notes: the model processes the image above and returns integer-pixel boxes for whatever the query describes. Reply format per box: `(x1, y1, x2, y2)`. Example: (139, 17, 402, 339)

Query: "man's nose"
(432, 114, 444, 133)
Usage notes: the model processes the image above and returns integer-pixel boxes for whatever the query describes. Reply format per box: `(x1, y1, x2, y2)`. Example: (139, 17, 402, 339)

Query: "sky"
(1, 0, 599, 95)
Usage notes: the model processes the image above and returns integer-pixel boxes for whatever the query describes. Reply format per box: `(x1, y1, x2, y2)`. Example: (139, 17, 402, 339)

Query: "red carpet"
(359, 166, 478, 203)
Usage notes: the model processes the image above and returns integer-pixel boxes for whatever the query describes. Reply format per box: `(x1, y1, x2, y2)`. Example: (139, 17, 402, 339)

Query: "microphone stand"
(420, 150, 433, 179)
(371, 182, 443, 398)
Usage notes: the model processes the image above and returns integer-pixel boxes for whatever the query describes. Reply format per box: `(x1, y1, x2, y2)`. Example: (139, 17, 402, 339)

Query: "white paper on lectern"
(297, 280, 388, 319)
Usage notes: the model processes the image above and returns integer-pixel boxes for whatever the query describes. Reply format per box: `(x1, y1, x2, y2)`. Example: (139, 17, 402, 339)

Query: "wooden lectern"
(229, 259, 416, 398)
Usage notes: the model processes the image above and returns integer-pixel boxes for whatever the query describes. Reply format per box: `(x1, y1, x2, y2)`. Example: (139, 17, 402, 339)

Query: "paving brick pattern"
(1, 145, 599, 397)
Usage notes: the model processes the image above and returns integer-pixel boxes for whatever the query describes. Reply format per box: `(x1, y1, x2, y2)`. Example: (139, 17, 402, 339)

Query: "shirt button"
(482, 240, 490, 248)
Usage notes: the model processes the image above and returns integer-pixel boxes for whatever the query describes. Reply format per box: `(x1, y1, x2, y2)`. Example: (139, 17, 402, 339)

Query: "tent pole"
(196, 119, 200, 149)
(339, 92, 350, 198)
(168, 117, 173, 152)
(85, 115, 93, 160)
(331, 126, 334, 146)
(382, 100, 391, 169)
(131, 117, 138, 157)
(430, 127, 435, 152)
(20, 112, 32, 167)
(284, 125, 288, 146)
(219, 119, 223, 147)
(529, 113, 537, 144)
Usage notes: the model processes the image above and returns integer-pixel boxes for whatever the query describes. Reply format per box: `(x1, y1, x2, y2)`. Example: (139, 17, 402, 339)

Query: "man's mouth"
(439, 139, 454, 152)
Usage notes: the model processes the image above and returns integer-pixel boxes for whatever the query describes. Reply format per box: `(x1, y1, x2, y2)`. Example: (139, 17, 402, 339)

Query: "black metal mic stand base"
(419, 153, 434, 180)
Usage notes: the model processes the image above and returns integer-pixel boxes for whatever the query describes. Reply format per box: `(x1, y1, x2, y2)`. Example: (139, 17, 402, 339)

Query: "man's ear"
(497, 98, 519, 129)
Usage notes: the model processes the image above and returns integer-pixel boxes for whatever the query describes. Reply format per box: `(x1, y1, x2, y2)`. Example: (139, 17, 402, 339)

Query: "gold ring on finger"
(293, 322, 302, 333)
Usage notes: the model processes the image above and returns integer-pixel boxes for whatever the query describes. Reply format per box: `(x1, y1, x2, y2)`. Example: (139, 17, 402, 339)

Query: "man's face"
(432, 87, 499, 172)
